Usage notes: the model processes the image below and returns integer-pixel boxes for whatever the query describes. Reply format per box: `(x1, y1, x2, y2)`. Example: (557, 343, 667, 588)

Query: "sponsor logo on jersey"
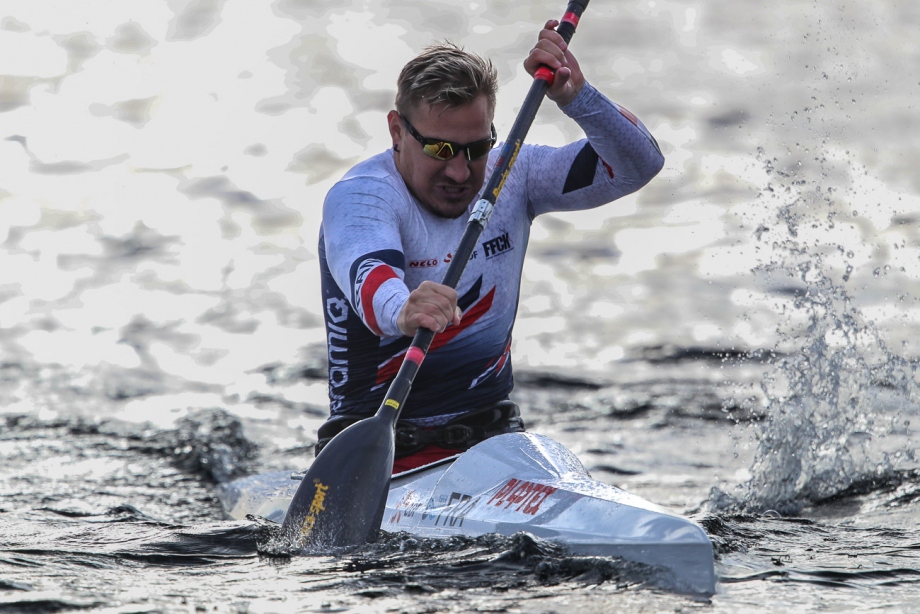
(444, 251, 478, 264)
(326, 297, 350, 412)
(409, 259, 439, 268)
(481, 231, 513, 259)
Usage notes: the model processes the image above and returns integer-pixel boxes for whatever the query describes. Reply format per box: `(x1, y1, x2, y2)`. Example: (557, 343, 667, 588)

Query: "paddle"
(281, 0, 591, 550)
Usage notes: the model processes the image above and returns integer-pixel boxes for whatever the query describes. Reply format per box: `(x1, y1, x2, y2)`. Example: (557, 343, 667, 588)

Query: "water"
(2, 0, 920, 611)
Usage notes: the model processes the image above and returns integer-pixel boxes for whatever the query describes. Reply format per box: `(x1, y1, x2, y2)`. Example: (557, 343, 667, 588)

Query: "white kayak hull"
(218, 432, 715, 595)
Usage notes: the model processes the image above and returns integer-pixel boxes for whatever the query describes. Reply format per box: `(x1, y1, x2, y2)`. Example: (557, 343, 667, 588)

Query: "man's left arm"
(558, 83, 663, 194)
(522, 20, 664, 214)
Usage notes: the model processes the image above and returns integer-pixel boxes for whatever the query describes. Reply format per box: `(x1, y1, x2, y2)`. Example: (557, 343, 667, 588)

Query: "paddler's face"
(388, 95, 494, 219)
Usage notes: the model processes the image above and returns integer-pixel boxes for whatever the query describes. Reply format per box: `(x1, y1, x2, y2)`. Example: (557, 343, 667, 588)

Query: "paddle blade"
(280, 415, 394, 550)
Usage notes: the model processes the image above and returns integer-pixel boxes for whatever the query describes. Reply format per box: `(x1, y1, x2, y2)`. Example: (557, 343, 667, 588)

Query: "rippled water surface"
(2, 0, 920, 612)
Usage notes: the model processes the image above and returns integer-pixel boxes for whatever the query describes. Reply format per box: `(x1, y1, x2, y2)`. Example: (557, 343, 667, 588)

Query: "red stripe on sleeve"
(360, 264, 398, 335)
(600, 157, 614, 178)
(618, 105, 640, 127)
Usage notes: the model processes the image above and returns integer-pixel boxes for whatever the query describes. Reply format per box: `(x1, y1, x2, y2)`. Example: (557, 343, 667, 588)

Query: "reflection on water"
(2, 0, 920, 611)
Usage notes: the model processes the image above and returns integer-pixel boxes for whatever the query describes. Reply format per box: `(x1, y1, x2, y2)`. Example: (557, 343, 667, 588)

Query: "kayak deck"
(218, 433, 715, 594)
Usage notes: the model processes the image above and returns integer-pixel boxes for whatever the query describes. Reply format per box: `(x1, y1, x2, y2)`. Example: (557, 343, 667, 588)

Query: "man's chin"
(424, 197, 470, 219)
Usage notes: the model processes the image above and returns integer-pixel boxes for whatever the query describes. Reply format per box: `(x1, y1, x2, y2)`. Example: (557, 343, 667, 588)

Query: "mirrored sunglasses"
(400, 114, 496, 162)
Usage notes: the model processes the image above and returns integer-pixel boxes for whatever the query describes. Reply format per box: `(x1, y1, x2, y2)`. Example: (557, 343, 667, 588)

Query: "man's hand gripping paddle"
(280, 0, 590, 550)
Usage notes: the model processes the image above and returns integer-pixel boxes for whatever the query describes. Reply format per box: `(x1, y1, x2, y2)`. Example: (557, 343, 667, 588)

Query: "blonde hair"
(395, 42, 498, 119)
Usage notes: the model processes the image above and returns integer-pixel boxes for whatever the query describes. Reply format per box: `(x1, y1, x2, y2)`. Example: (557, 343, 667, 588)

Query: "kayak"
(218, 432, 716, 595)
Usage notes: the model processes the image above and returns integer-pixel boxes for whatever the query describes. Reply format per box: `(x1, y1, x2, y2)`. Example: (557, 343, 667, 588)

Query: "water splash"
(745, 270, 911, 513)
(716, 155, 919, 515)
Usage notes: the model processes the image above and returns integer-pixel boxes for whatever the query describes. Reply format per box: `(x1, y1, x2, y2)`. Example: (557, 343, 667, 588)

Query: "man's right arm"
(323, 181, 459, 338)
(323, 181, 410, 338)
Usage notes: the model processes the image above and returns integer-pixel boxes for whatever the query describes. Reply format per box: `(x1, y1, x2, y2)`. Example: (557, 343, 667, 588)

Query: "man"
(317, 20, 664, 472)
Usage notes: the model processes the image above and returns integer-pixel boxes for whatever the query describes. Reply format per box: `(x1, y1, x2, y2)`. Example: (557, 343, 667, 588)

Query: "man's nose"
(443, 153, 471, 183)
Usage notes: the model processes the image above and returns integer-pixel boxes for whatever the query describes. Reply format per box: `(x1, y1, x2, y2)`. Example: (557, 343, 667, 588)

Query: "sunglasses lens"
(421, 142, 455, 160)
(466, 140, 493, 161)
(419, 137, 493, 161)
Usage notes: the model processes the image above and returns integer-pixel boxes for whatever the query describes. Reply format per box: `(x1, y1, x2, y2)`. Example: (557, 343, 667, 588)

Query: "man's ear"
(387, 111, 402, 150)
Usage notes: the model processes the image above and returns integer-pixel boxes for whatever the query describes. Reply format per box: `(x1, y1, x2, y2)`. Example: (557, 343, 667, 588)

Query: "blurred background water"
(2, 0, 920, 612)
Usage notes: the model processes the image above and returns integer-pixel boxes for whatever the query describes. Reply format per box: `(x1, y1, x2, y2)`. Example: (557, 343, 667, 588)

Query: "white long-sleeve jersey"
(319, 83, 663, 425)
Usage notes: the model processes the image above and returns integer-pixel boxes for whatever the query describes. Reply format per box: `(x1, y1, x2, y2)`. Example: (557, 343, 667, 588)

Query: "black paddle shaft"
(281, 0, 590, 549)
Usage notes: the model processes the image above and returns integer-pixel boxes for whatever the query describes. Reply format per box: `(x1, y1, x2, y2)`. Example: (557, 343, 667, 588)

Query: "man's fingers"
(522, 19, 584, 106)
(417, 282, 458, 322)
(549, 66, 572, 95)
(415, 313, 446, 334)
(538, 22, 567, 50)
(398, 281, 461, 335)
(524, 26, 570, 78)
(413, 304, 459, 334)
(532, 39, 566, 67)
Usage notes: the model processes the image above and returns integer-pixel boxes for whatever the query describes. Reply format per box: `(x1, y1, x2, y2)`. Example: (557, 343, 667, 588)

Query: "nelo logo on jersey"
(409, 259, 439, 268)
(481, 232, 513, 259)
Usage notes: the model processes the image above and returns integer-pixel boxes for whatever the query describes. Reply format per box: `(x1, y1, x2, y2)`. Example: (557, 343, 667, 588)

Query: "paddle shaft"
(377, 0, 590, 428)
